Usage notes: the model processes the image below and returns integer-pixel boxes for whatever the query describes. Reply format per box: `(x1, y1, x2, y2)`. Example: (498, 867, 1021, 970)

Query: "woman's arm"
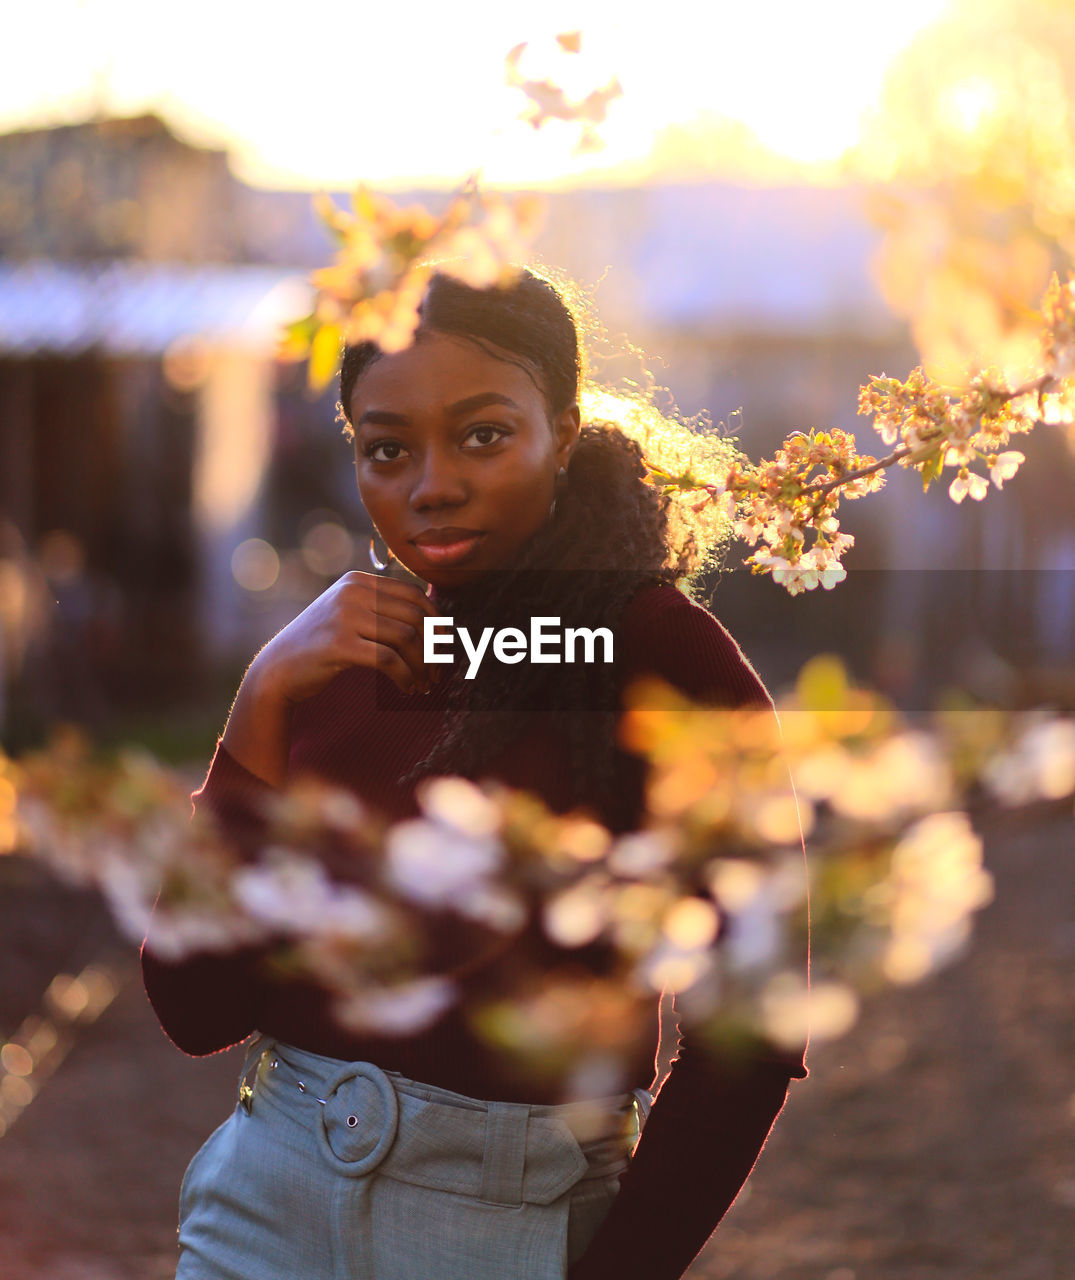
(142, 569, 444, 1053)
(140, 740, 278, 1054)
(217, 647, 296, 789)
(567, 1042, 798, 1280)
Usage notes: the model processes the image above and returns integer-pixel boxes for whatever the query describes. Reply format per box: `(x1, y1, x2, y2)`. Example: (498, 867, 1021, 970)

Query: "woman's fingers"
(353, 636, 426, 694)
(374, 582, 447, 690)
(344, 574, 448, 693)
(369, 614, 434, 692)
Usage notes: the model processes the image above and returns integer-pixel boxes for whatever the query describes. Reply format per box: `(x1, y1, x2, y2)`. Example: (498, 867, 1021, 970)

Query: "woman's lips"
(411, 533, 486, 566)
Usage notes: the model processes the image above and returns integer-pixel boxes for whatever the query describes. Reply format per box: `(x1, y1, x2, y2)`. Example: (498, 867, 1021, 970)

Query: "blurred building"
(0, 113, 1071, 741)
(0, 117, 358, 740)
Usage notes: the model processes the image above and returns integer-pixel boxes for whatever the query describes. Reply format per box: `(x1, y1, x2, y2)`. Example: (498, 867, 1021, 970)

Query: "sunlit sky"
(2, 0, 952, 189)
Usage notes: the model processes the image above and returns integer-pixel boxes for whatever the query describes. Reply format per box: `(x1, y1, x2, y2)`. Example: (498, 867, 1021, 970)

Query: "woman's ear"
(554, 402, 581, 469)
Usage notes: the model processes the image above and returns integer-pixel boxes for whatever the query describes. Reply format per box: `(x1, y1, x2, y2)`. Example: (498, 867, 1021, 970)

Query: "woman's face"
(350, 329, 580, 591)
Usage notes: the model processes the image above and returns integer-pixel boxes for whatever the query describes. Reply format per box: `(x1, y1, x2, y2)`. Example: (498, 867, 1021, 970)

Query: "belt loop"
(478, 1103, 528, 1207)
(237, 1033, 274, 1113)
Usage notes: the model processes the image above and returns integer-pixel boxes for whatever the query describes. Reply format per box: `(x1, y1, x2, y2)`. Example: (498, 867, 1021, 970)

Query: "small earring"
(548, 465, 568, 519)
(369, 532, 393, 573)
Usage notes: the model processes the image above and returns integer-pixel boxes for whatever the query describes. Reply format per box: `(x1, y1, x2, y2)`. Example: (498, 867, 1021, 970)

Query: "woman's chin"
(393, 556, 478, 593)
(423, 566, 487, 594)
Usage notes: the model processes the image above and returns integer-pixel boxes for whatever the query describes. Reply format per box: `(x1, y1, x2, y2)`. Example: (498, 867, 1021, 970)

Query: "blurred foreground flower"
(979, 713, 1075, 805)
(880, 812, 994, 984)
(7, 654, 1071, 1094)
(504, 31, 623, 156)
(281, 178, 544, 391)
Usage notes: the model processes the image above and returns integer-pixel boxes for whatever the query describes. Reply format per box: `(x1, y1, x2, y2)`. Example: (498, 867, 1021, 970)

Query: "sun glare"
(942, 77, 1000, 136)
(0, 0, 954, 189)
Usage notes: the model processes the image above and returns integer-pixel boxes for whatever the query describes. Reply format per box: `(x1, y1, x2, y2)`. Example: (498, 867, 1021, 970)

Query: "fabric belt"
(236, 1033, 652, 1208)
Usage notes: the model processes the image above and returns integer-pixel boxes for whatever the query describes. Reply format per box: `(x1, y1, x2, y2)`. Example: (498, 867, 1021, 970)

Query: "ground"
(0, 807, 1071, 1279)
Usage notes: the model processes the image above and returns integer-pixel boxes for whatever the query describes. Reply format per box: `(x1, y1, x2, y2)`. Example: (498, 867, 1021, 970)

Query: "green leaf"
(311, 193, 350, 249)
(282, 311, 319, 351)
(919, 451, 943, 493)
(795, 654, 850, 712)
(308, 322, 342, 393)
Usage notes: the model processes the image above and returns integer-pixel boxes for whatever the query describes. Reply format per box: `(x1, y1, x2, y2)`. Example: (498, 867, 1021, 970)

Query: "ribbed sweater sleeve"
(139, 739, 276, 1056)
(566, 585, 809, 1280)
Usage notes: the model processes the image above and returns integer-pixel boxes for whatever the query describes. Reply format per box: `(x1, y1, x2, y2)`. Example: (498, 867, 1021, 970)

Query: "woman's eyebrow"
(445, 392, 522, 416)
(355, 392, 522, 429)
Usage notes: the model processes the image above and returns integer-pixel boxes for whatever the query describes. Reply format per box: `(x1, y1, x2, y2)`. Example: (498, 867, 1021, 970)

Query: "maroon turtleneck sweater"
(141, 582, 809, 1280)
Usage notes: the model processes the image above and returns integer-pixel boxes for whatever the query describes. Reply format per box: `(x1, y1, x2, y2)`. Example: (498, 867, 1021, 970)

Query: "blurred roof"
(637, 183, 892, 334)
(518, 182, 896, 337)
(0, 112, 900, 349)
(0, 261, 312, 355)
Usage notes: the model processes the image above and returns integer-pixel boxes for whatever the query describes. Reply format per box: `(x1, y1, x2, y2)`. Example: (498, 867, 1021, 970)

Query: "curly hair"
(337, 266, 739, 822)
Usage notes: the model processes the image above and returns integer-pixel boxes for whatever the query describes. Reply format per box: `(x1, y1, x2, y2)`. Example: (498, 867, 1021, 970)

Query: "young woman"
(142, 267, 809, 1280)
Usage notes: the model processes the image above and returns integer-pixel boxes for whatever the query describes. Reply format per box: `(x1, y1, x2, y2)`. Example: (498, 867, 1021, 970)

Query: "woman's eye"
(365, 441, 407, 462)
(463, 424, 508, 448)
(364, 426, 506, 462)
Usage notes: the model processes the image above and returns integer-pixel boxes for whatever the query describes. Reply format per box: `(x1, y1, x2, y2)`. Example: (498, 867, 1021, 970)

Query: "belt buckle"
(314, 1060, 400, 1177)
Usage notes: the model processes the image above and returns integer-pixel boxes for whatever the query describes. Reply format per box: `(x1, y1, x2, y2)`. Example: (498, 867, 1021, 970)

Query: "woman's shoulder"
(615, 581, 773, 709)
(619, 579, 707, 626)
(616, 580, 733, 651)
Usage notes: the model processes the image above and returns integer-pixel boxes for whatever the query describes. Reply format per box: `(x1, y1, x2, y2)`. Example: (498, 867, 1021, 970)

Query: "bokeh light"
(300, 519, 354, 578)
(231, 538, 280, 591)
(0, 0, 952, 189)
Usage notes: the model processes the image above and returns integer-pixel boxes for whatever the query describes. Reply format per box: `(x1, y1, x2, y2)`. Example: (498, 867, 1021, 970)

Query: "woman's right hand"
(253, 571, 446, 704)
(218, 572, 444, 789)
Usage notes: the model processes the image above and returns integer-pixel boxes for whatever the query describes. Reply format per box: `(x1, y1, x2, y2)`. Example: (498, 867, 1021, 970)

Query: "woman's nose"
(409, 449, 468, 510)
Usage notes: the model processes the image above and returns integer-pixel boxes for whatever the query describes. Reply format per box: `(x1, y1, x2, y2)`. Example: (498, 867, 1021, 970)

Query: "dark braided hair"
(338, 268, 711, 825)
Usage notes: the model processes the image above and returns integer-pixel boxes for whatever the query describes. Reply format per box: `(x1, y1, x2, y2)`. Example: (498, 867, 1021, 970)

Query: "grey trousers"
(175, 1033, 653, 1280)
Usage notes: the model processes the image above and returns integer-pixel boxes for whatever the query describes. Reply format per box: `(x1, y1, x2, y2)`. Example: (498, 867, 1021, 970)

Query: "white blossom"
(333, 975, 456, 1034)
(706, 859, 783, 973)
(384, 818, 503, 909)
(233, 851, 391, 942)
(988, 450, 1025, 490)
(141, 906, 262, 961)
(636, 938, 714, 995)
(883, 811, 993, 983)
(607, 830, 676, 878)
(827, 731, 953, 822)
(544, 876, 610, 948)
(943, 441, 975, 467)
(981, 716, 1075, 805)
(457, 882, 527, 932)
(761, 973, 857, 1048)
(948, 470, 989, 503)
(415, 775, 501, 837)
